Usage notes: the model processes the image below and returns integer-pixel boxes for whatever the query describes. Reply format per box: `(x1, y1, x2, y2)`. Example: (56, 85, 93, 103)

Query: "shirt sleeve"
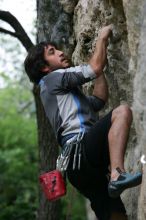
(87, 95, 105, 112)
(60, 64, 97, 90)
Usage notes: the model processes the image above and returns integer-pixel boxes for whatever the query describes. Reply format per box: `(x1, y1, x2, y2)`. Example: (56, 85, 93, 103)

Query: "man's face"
(43, 45, 70, 71)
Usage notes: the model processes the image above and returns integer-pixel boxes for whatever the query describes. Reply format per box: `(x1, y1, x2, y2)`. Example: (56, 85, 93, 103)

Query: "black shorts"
(66, 111, 126, 220)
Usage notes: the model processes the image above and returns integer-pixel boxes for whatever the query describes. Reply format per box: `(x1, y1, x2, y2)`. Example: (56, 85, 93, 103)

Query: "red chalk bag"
(39, 170, 66, 201)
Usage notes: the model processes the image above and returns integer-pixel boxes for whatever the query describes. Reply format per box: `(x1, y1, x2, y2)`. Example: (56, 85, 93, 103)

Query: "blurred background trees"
(0, 73, 38, 220)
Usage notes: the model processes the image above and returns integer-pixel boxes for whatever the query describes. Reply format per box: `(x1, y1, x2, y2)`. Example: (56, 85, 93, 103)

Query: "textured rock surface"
(133, 1, 146, 219)
(61, 0, 145, 219)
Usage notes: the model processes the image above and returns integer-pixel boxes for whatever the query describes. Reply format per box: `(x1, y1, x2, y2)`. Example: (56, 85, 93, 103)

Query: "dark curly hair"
(24, 41, 57, 84)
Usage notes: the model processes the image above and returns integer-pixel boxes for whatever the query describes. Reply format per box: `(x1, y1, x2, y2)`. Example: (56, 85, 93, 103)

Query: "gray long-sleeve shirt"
(39, 64, 105, 143)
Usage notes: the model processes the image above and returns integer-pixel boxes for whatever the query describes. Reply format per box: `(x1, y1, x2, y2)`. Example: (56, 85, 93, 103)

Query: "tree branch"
(0, 10, 34, 51)
(0, 27, 17, 38)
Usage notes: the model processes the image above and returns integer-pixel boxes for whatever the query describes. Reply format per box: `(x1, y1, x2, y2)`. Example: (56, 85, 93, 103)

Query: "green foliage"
(0, 78, 38, 220)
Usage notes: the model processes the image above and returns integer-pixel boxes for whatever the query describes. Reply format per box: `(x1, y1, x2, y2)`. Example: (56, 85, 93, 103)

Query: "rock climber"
(24, 25, 142, 220)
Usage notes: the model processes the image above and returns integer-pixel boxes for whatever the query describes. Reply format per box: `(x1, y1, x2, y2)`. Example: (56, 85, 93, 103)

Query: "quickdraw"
(56, 132, 85, 171)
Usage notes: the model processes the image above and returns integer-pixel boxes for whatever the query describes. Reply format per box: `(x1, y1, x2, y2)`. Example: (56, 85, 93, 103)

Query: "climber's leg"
(66, 110, 126, 219)
(67, 165, 127, 220)
(108, 105, 132, 181)
(110, 212, 128, 220)
(108, 105, 142, 198)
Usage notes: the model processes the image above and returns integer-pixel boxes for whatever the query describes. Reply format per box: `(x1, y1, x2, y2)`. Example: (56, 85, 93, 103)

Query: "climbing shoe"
(108, 167, 142, 198)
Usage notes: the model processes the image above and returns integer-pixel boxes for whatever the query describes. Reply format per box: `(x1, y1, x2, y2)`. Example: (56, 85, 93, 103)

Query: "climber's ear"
(41, 66, 51, 73)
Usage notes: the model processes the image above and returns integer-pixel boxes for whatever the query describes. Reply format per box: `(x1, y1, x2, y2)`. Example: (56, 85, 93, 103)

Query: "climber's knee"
(112, 104, 133, 124)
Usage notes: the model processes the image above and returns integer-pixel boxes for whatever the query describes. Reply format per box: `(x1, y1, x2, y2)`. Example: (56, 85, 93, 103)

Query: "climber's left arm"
(86, 73, 108, 112)
(92, 73, 108, 103)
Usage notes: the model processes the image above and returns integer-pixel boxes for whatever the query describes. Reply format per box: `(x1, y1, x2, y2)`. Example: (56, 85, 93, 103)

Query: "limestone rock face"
(59, 0, 145, 219)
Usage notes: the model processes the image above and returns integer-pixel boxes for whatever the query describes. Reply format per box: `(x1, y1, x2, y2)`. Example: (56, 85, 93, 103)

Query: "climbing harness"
(56, 131, 85, 171)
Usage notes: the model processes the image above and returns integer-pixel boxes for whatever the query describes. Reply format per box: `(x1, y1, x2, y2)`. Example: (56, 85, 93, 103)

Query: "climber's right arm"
(89, 25, 112, 77)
